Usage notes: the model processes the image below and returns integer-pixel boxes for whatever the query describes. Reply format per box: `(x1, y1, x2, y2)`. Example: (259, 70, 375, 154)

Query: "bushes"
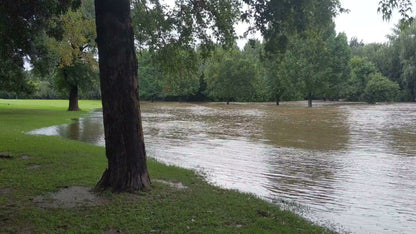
(363, 73, 400, 104)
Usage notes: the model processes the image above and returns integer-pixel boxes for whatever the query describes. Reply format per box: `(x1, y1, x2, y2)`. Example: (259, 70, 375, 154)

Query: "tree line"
(2, 1, 414, 108)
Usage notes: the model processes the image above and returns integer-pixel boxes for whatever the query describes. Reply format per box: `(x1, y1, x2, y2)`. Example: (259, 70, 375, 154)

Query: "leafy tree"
(325, 32, 351, 100)
(192, 73, 209, 101)
(297, 33, 330, 107)
(266, 49, 303, 105)
(0, 0, 80, 94)
(275, 29, 333, 107)
(377, 0, 416, 101)
(206, 49, 258, 104)
(137, 51, 163, 101)
(363, 73, 400, 104)
(254, 1, 343, 105)
(43, 0, 98, 111)
(378, 0, 414, 22)
(242, 0, 343, 55)
(349, 37, 365, 53)
(342, 56, 378, 101)
(0, 58, 35, 95)
(242, 40, 270, 102)
(398, 23, 416, 101)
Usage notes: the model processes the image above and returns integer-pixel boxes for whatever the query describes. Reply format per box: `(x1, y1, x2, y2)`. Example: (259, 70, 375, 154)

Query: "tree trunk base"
(68, 106, 80, 111)
(308, 92, 312, 108)
(68, 86, 80, 111)
(95, 168, 151, 192)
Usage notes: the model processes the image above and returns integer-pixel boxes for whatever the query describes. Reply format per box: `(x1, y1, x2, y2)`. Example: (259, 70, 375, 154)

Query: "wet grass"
(0, 99, 331, 233)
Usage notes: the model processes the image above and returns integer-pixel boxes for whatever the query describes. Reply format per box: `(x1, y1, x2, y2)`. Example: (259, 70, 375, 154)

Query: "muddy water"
(29, 102, 416, 233)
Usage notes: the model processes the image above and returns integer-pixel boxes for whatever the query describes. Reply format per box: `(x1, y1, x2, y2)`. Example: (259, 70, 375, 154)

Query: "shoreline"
(0, 99, 332, 233)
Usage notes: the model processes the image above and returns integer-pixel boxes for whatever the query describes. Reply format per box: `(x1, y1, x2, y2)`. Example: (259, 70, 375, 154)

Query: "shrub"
(363, 73, 400, 104)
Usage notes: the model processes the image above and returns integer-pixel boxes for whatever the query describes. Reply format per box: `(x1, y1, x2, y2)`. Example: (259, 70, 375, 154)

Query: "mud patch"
(0, 153, 13, 159)
(104, 226, 125, 234)
(20, 155, 30, 160)
(153, 179, 188, 190)
(0, 188, 13, 196)
(34, 186, 103, 208)
(27, 164, 41, 170)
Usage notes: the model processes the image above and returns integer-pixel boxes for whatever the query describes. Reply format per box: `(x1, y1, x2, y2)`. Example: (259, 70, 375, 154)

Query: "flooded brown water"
(29, 101, 416, 233)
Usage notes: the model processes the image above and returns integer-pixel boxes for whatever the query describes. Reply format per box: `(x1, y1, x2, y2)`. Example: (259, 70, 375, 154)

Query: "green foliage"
(206, 49, 258, 102)
(342, 57, 378, 101)
(398, 23, 416, 101)
(273, 29, 333, 103)
(55, 61, 98, 94)
(241, 40, 270, 101)
(350, 21, 416, 102)
(0, 58, 36, 94)
(137, 51, 163, 100)
(137, 49, 201, 100)
(0, 0, 80, 94)
(131, 0, 240, 85)
(363, 73, 400, 103)
(131, 0, 243, 101)
(137, 41, 268, 103)
(32, 81, 57, 99)
(378, 0, 414, 22)
(29, 0, 99, 101)
(325, 32, 352, 100)
(242, 0, 343, 55)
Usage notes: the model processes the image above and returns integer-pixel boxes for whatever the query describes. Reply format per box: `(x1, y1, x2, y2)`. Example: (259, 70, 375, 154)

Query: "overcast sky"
(237, 0, 403, 48)
(334, 0, 400, 43)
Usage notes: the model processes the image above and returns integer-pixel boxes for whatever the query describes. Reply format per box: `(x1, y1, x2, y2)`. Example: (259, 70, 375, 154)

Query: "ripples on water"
(28, 102, 416, 233)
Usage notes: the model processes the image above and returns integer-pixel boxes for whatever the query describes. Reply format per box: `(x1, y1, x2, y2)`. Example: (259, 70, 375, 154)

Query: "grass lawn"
(0, 99, 331, 233)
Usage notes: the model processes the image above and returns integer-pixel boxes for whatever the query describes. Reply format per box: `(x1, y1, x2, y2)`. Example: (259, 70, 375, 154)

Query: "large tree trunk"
(94, 0, 151, 192)
(308, 92, 312, 108)
(68, 85, 79, 111)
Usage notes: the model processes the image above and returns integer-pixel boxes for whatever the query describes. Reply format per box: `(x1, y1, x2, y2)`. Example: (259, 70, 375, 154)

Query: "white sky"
(236, 0, 403, 47)
(334, 0, 401, 44)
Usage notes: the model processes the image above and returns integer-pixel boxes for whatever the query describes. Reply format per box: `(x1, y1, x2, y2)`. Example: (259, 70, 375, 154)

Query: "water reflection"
(29, 111, 105, 146)
(28, 102, 416, 233)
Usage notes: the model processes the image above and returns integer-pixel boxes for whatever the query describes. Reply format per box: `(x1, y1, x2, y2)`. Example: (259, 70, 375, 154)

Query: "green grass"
(0, 99, 331, 233)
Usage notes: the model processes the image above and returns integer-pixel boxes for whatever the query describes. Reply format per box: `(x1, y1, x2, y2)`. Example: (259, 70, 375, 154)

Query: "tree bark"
(275, 93, 280, 106)
(94, 0, 151, 192)
(308, 92, 312, 108)
(68, 85, 79, 111)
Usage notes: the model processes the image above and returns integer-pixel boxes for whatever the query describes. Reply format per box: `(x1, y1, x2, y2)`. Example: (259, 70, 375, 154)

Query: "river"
(29, 101, 416, 233)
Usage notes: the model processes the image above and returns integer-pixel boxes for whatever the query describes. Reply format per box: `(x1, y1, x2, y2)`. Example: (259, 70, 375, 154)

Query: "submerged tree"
(363, 73, 400, 104)
(342, 56, 378, 101)
(325, 32, 351, 100)
(250, 0, 344, 105)
(206, 49, 258, 104)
